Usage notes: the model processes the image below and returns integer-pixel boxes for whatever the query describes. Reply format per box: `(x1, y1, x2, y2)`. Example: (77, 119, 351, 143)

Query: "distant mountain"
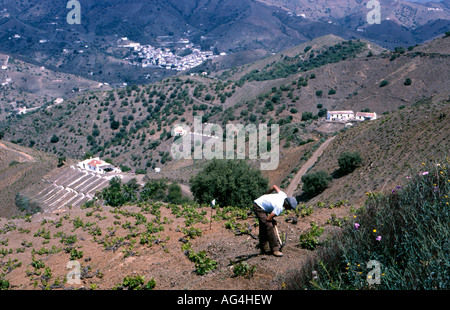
(0, 0, 448, 84)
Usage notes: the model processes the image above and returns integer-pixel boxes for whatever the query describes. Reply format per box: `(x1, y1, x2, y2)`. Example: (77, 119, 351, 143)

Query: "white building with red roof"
(355, 112, 377, 121)
(77, 157, 121, 174)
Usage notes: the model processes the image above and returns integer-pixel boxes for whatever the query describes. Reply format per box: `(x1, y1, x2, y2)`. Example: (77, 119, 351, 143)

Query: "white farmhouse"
(77, 157, 121, 174)
(173, 125, 187, 136)
(327, 110, 355, 121)
(355, 112, 377, 121)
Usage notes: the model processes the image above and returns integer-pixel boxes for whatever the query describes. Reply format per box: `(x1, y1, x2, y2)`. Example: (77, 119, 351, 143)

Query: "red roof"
(356, 112, 376, 117)
(87, 159, 104, 167)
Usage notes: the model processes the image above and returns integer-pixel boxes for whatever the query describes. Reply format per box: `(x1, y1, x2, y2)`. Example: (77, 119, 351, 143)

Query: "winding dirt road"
(285, 136, 335, 196)
(0, 141, 35, 162)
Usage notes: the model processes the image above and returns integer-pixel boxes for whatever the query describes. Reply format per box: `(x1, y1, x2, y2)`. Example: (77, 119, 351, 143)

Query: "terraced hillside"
(17, 164, 140, 215)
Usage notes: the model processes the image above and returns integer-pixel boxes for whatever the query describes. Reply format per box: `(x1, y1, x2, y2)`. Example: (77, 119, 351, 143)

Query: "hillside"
(297, 98, 450, 205)
(0, 189, 354, 290)
(0, 0, 448, 85)
(0, 140, 58, 218)
(259, 0, 450, 30)
(1, 34, 449, 184)
(0, 34, 449, 293)
(0, 53, 110, 121)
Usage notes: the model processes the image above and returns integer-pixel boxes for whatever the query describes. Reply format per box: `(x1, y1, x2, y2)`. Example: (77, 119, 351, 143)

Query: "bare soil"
(0, 199, 351, 290)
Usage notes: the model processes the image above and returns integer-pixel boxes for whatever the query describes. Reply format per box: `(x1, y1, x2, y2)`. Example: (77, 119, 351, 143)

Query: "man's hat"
(285, 197, 298, 210)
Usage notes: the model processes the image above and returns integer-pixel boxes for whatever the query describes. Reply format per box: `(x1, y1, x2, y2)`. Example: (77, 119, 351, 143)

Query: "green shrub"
(233, 261, 256, 278)
(190, 159, 268, 209)
(301, 112, 313, 121)
(15, 194, 42, 215)
(184, 244, 218, 275)
(301, 171, 331, 197)
(50, 134, 59, 143)
(113, 275, 156, 290)
(379, 80, 389, 87)
(338, 151, 362, 174)
(299, 222, 324, 250)
(0, 278, 10, 290)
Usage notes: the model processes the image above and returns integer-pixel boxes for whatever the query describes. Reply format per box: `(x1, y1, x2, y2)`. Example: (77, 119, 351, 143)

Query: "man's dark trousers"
(253, 203, 280, 252)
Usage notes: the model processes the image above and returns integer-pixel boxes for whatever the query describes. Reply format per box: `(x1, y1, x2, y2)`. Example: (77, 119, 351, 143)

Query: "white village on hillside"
(118, 37, 223, 71)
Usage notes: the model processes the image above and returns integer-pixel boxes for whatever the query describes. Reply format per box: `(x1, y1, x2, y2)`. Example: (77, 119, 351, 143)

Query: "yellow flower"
(353, 215, 357, 218)
(422, 162, 425, 165)
(373, 229, 377, 233)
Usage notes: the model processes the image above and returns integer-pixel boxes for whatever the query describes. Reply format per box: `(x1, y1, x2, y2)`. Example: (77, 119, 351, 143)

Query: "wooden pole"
(210, 199, 215, 230)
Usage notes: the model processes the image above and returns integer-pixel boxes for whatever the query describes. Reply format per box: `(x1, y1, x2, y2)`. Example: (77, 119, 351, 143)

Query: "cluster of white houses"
(327, 110, 377, 122)
(118, 37, 221, 71)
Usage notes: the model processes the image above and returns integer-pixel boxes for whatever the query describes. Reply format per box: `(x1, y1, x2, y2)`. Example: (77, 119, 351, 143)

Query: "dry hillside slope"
(295, 99, 450, 205)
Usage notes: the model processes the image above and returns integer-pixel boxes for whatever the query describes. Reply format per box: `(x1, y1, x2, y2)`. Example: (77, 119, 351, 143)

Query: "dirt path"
(285, 136, 335, 196)
(0, 142, 35, 162)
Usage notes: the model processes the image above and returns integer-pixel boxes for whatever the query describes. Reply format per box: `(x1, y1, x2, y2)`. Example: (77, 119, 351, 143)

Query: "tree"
(92, 128, 100, 137)
(110, 119, 120, 130)
(338, 151, 362, 174)
(318, 108, 328, 117)
(140, 179, 168, 202)
(167, 182, 184, 204)
(190, 159, 268, 208)
(380, 80, 389, 87)
(100, 177, 127, 207)
(301, 111, 313, 121)
(100, 177, 140, 207)
(58, 156, 66, 167)
(50, 134, 59, 143)
(404, 78, 412, 86)
(301, 171, 331, 197)
(0, 130, 4, 140)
